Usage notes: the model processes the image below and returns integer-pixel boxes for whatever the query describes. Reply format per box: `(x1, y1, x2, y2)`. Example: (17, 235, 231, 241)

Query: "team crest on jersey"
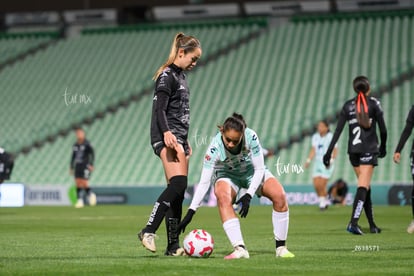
(205, 154, 211, 161)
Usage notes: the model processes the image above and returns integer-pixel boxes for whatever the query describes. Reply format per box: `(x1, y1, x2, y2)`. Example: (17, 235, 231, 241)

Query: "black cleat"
(347, 223, 364, 235)
(370, 226, 382, 233)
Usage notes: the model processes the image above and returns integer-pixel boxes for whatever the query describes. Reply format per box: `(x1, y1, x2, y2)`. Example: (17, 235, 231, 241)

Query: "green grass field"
(1, 205, 413, 275)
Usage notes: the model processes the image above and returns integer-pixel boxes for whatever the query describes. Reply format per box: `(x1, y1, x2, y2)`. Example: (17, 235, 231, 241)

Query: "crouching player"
(178, 113, 294, 259)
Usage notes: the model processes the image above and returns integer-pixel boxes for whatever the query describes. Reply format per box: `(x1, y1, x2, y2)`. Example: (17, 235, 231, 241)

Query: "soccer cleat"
(319, 205, 328, 211)
(370, 225, 382, 234)
(276, 246, 295, 258)
(347, 223, 363, 235)
(164, 245, 185, 256)
(138, 231, 157, 253)
(88, 192, 97, 206)
(224, 246, 250, 259)
(75, 199, 84, 208)
(407, 220, 414, 234)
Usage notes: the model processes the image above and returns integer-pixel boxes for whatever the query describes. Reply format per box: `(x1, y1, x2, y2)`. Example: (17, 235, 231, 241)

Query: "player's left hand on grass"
(378, 144, 386, 158)
(323, 153, 331, 168)
(178, 209, 195, 233)
(236, 194, 252, 218)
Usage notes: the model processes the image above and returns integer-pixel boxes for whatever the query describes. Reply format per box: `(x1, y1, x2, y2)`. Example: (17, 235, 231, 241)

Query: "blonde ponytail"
(152, 32, 201, 80)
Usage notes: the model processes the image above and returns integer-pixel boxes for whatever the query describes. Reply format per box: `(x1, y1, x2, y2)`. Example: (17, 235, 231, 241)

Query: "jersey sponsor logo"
(252, 134, 257, 141)
(252, 145, 260, 155)
(178, 84, 186, 90)
(153, 95, 157, 101)
(210, 147, 217, 154)
(349, 118, 358, 124)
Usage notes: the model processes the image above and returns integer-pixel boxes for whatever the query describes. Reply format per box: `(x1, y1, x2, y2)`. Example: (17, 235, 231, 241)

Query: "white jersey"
(311, 132, 335, 162)
(189, 128, 265, 211)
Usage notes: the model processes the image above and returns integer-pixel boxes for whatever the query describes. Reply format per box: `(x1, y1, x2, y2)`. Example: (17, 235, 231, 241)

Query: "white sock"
(319, 196, 325, 207)
(272, 210, 289, 241)
(223, 218, 245, 248)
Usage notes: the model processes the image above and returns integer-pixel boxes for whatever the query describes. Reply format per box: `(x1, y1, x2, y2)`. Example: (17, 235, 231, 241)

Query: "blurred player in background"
(393, 105, 414, 233)
(70, 127, 96, 208)
(178, 113, 294, 259)
(323, 76, 387, 235)
(328, 178, 348, 205)
(138, 32, 202, 256)
(304, 120, 337, 210)
(0, 147, 14, 184)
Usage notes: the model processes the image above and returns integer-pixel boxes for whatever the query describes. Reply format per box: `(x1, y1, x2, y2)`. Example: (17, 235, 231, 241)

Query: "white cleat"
(407, 220, 414, 234)
(75, 199, 84, 208)
(276, 246, 295, 258)
(224, 246, 250, 259)
(138, 232, 157, 253)
(88, 192, 97, 206)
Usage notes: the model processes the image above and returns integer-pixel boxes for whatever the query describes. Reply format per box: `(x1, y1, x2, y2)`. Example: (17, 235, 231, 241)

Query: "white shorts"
(312, 160, 334, 179)
(215, 169, 275, 199)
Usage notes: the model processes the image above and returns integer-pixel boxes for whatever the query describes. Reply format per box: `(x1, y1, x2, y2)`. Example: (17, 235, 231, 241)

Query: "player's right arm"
(178, 141, 219, 233)
(154, 69, 177, 148)
(394, 106, 414, 163)
(305, 135, 316, 168)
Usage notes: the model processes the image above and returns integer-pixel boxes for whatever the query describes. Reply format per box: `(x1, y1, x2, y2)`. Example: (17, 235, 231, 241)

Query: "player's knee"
(271, 193, 288, 211)
(169, 175, 187, 197)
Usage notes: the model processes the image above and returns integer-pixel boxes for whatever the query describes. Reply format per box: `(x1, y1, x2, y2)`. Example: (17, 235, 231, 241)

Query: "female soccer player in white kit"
(178, 113, 294, 259)
(304, 120, 338, 210)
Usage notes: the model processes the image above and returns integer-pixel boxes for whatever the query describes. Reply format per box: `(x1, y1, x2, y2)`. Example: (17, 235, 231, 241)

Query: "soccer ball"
(183, 229, 214, 258)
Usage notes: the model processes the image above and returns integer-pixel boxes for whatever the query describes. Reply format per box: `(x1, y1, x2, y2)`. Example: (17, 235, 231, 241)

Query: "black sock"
(276, 240, 286, 248)
(85, 187, 91, 195)
(363, 189, 376, 227)
(350, 187, 367, 226)
(143, 175, 187, 234)
(165, 196, 184, 249)
(76, 188, 83, 200)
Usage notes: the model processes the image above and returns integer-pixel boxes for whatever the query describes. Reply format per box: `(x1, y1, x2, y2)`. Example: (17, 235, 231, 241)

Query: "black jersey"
(327, 96, 387, 155)
(395, 105, 414, 156)
(150, 64, 190, 145)
(70, 140, 94, 169)
(0, 148, 13, 181)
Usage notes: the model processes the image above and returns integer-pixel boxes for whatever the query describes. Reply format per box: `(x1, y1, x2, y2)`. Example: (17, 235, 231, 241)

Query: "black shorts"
(349, 153, 378, 167)
(74, 165, 91, 180)
(152, 139, 190, 157)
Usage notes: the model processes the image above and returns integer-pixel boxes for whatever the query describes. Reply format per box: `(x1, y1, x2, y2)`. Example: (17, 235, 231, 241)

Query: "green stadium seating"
(5, 15, 414, 186)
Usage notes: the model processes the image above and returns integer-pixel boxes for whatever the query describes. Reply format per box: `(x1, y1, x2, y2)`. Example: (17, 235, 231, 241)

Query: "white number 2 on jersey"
(352, 126, 362, 145)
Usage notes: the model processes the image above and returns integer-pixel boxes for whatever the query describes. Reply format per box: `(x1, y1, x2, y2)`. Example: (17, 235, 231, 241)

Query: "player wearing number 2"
(178, 113, 294, 259)
(323, 76, 387, 235)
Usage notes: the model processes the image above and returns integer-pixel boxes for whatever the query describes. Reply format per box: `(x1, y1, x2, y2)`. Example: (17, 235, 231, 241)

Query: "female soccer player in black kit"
(70, 127, 96, 208)
(138, 32, 202, 256)
(323, 76, 387, 235)
(393, 105, 414, 233)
